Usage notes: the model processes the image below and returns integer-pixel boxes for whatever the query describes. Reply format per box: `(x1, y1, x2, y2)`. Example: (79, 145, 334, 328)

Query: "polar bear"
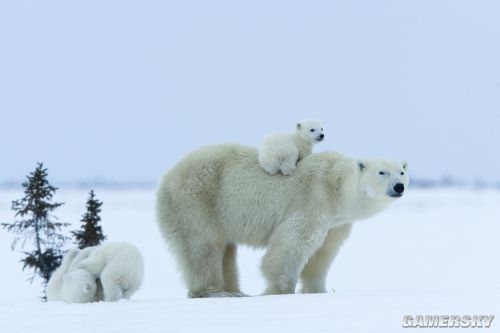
(76, 242, 144, 302)
(258, 119, 325, 175)
(67, 245, 105, 301)
(47, 249, 97, 303)
(156, 144, 408, 297)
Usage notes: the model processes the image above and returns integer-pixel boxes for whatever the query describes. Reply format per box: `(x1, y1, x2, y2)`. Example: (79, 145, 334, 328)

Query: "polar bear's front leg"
(299, 223, 352, 293)
(100, 268, 123, 302)
(279, 149, 299, 176)
(279, 160, 297, 176)
(261, 217, 327, 295)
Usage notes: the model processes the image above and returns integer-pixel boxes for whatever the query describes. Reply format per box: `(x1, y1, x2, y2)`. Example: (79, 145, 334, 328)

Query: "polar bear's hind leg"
(181, 240, 226, 298)
(279, 158, 297, 175)
(100, 268, 123, 302)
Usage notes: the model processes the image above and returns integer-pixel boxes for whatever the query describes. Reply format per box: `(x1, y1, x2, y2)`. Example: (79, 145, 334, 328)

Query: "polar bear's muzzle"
(388, 183, 405, 198)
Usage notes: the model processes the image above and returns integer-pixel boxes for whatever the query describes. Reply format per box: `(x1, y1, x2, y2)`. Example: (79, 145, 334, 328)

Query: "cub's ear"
(402, 161, 408, 171)
(83, 283, 92, 294)
(358, 161, 366, 171)
(296, 123, 302, 130)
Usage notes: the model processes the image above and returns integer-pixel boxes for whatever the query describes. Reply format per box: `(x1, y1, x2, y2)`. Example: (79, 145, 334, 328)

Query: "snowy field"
(0, 187, 499, 332)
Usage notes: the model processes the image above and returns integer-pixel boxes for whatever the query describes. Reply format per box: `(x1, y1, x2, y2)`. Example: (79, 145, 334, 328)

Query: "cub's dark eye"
(379, 171, 386, 175)
(321, 128, 324, 131)
(310, 129, 315, 132)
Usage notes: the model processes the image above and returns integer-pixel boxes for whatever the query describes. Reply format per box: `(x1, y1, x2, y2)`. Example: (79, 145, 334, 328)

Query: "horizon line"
(0, 178, 499, 190)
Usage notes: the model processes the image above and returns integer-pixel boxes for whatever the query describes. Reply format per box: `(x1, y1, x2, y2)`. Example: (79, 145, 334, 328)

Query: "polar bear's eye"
(310, 129, 315, 132)
(379, 171, 386, 175)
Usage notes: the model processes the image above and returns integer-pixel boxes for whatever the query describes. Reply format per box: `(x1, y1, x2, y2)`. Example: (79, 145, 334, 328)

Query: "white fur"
(67, 246, 96, 271)
(77, 242, 144, 302)
(156, 144, 409, 297)
(258, 119, 325, 175)
(47, 249, 97, 303)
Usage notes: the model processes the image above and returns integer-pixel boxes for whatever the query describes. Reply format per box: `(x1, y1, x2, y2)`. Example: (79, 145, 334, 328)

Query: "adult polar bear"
(156, 144, 408, 298)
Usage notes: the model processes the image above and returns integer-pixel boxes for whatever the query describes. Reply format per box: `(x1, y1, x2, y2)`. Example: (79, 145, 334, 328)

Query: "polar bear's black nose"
(319, 134, 325, 139)
(394, 183, 404, 194)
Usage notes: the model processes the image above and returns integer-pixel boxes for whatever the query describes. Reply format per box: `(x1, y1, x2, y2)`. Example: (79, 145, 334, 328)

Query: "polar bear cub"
(47, 249, 97, 303)
(76, 241, 144, 302)
(258, 119, 325, 175)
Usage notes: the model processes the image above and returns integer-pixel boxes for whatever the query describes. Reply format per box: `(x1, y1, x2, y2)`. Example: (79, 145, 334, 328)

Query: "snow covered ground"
(1, 187, 499, 332)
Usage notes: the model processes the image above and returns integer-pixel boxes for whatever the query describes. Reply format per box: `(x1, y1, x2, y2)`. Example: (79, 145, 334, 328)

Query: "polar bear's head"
(296, 119, 325, 144)
(61, 269, 97, 303)
(357, 159, 409, 203)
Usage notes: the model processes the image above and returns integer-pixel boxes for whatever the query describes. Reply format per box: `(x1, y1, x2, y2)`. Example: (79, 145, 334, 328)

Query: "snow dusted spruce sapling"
(156, 144, 409, 297)
(1, 163, 69, 300)
(258, 119, 325, 175)
(72, 190, 106, 249)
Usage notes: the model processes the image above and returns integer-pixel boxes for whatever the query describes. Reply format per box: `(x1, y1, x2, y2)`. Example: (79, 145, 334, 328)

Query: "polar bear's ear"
(358, 161, 366, 171)
(402, 161, 408, 171)
(83, 283, 92, 294)
(296, 123, 302, 130)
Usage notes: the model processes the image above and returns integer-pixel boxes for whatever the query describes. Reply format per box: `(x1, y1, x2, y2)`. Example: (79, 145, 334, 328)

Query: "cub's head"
(296, 119, 325, 144)
(358, 159, 409, 201)
(62, 269, 97, 303)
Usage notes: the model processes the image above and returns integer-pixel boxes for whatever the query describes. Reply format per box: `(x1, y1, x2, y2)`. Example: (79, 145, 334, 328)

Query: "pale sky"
(1, 1, 499, 184)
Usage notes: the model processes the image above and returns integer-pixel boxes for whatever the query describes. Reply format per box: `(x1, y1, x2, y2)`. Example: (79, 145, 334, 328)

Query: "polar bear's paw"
(262, 285, 296, 296)
(279, 161, 296, 175)
(299, 286, 327, 294)
(188, 289, 249, 298)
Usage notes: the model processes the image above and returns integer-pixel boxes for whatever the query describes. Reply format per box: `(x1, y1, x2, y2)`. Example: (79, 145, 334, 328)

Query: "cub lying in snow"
(47, 242, 144, 303)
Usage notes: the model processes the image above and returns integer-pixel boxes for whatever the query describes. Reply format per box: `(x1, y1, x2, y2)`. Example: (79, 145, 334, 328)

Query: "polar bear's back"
(89, 242, 142, 261)
(158, 144, 298, 245)
(79, 242, 144, 287)
(157, 144, 356, 247)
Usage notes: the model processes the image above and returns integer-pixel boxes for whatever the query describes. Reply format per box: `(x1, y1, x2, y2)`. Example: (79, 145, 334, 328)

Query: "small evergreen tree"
(1, 163, 69, 299)
(72, 190, 106, 249)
